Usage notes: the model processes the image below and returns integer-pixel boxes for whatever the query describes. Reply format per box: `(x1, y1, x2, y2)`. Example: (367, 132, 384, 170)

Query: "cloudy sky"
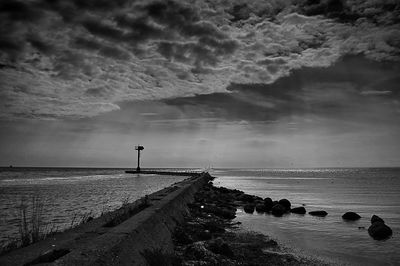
(1, 0, 399, 168)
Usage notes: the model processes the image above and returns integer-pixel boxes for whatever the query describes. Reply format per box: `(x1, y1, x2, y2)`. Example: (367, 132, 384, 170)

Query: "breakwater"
(125, 170, 201, 176)
(0, 172, 212, 266)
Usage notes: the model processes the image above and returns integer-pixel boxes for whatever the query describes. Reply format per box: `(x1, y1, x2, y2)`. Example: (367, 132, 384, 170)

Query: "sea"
(212, 168, 400, 266)
(0, 167, 399, 265)
(0, 167, 193, 248)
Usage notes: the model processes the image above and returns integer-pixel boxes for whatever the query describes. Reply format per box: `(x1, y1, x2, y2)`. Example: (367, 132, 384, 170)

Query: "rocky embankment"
(149, 178, 393, 266)
(165, 181, 330, 266)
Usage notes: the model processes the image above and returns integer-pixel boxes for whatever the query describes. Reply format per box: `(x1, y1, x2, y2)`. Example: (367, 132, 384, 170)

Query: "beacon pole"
(135, 145, 144, 172)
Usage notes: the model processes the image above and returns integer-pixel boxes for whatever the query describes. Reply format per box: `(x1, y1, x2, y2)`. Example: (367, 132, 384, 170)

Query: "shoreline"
(170, 177, 331, 266)
(1, 171, 389, 265)
(0, 173, 211, 265)
(0, 172, 334, 265)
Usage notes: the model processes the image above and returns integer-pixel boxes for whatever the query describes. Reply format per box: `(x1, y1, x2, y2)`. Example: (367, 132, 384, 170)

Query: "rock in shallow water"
(342, 212, 361, 221)
(238, 194, 255, 203)
(290, 207, 306, 214)
(244, 204, 255, 214)
(309, 210, 328, 217)
(263, 197, 273, 211)
(368, 215, 392, 240)
(368, 222, 392, 240)
(278, 199, 291, 211)
(271, 204, 286, 217)
(255, 203, 267, 213)
(204, 205, 236, 219)
(371, 215, 385, 224)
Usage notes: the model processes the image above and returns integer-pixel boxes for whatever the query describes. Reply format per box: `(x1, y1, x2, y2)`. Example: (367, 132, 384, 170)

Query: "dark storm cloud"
(52, 50, 93, 79)
(164, 55, 400, 122)
(82, 19, 125, 41)
(85, 87, 111, 97)
(99, 46, 130, 61)
(295, 0, 400, 25)
(1, 0, 233, 57)
(295, 0, 348, 19)
(0, 0, 43, 22)
(0, 38, 23, 60)
(74, 37, 103, 51)
(146, 1, 199, 29)
(1, 0, 400, 120)
(27, 35, 54, 55)
(199, 37, 238, 55)
(38, 0, 128, 22)
(143, 1, 238, 65)
(70, 0, 128, 11)
(157, 41, 219, 66)
(225, 1, 289, 22)
(114, 15, 166, 42)
(74, 37, 130, 60)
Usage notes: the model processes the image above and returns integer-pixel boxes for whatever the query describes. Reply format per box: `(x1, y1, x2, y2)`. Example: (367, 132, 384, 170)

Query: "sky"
(0, 0, 400, 168)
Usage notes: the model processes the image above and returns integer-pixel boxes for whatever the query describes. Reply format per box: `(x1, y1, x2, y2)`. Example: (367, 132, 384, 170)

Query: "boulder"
(204, 205, 236, 219)
(309, 210, 328, 217)
(254, 196, 264, 202)
(263, 197, 273, 211)
(290, 207, 306, 214)
(342, 212, 361, 221)
(244, 204, 255, 214)
(371, 215, 385, 224)
(368, 222, 392, 240)
(271, 204, 286, 217)
(238, 194, 255, 203)
(255, 203, 267, 213)
(278, 199, 291, 211)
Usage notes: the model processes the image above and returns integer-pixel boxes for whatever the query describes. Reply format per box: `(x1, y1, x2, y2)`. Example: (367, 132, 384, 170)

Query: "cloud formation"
(164, 55, 400, 125)
(0, 0, 399, 119)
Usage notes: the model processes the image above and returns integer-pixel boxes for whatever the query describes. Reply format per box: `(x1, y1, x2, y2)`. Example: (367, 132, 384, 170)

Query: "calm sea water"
(212, 168, 400, 266)
(0, 167, 197, 247)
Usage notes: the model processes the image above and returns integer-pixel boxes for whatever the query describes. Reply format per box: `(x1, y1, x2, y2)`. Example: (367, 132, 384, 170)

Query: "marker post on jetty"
(135, 145, 144, 172)
(126, 146, 197, 176)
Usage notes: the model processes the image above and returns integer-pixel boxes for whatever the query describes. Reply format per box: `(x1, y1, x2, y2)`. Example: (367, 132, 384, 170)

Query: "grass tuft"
(18, 195, 44, 247)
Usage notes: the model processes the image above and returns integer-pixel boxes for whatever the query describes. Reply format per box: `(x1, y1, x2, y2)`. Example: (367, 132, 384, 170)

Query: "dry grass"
(0, 195, 45, 254)
(18, 195, 44, 247)
(1, 196, 94, 254)
(1, 194, 146, 254)
(121, 195, 131, 207)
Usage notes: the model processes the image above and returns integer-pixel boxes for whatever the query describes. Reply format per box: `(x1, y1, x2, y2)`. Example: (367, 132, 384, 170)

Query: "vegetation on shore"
(0, 195, 137, 255)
